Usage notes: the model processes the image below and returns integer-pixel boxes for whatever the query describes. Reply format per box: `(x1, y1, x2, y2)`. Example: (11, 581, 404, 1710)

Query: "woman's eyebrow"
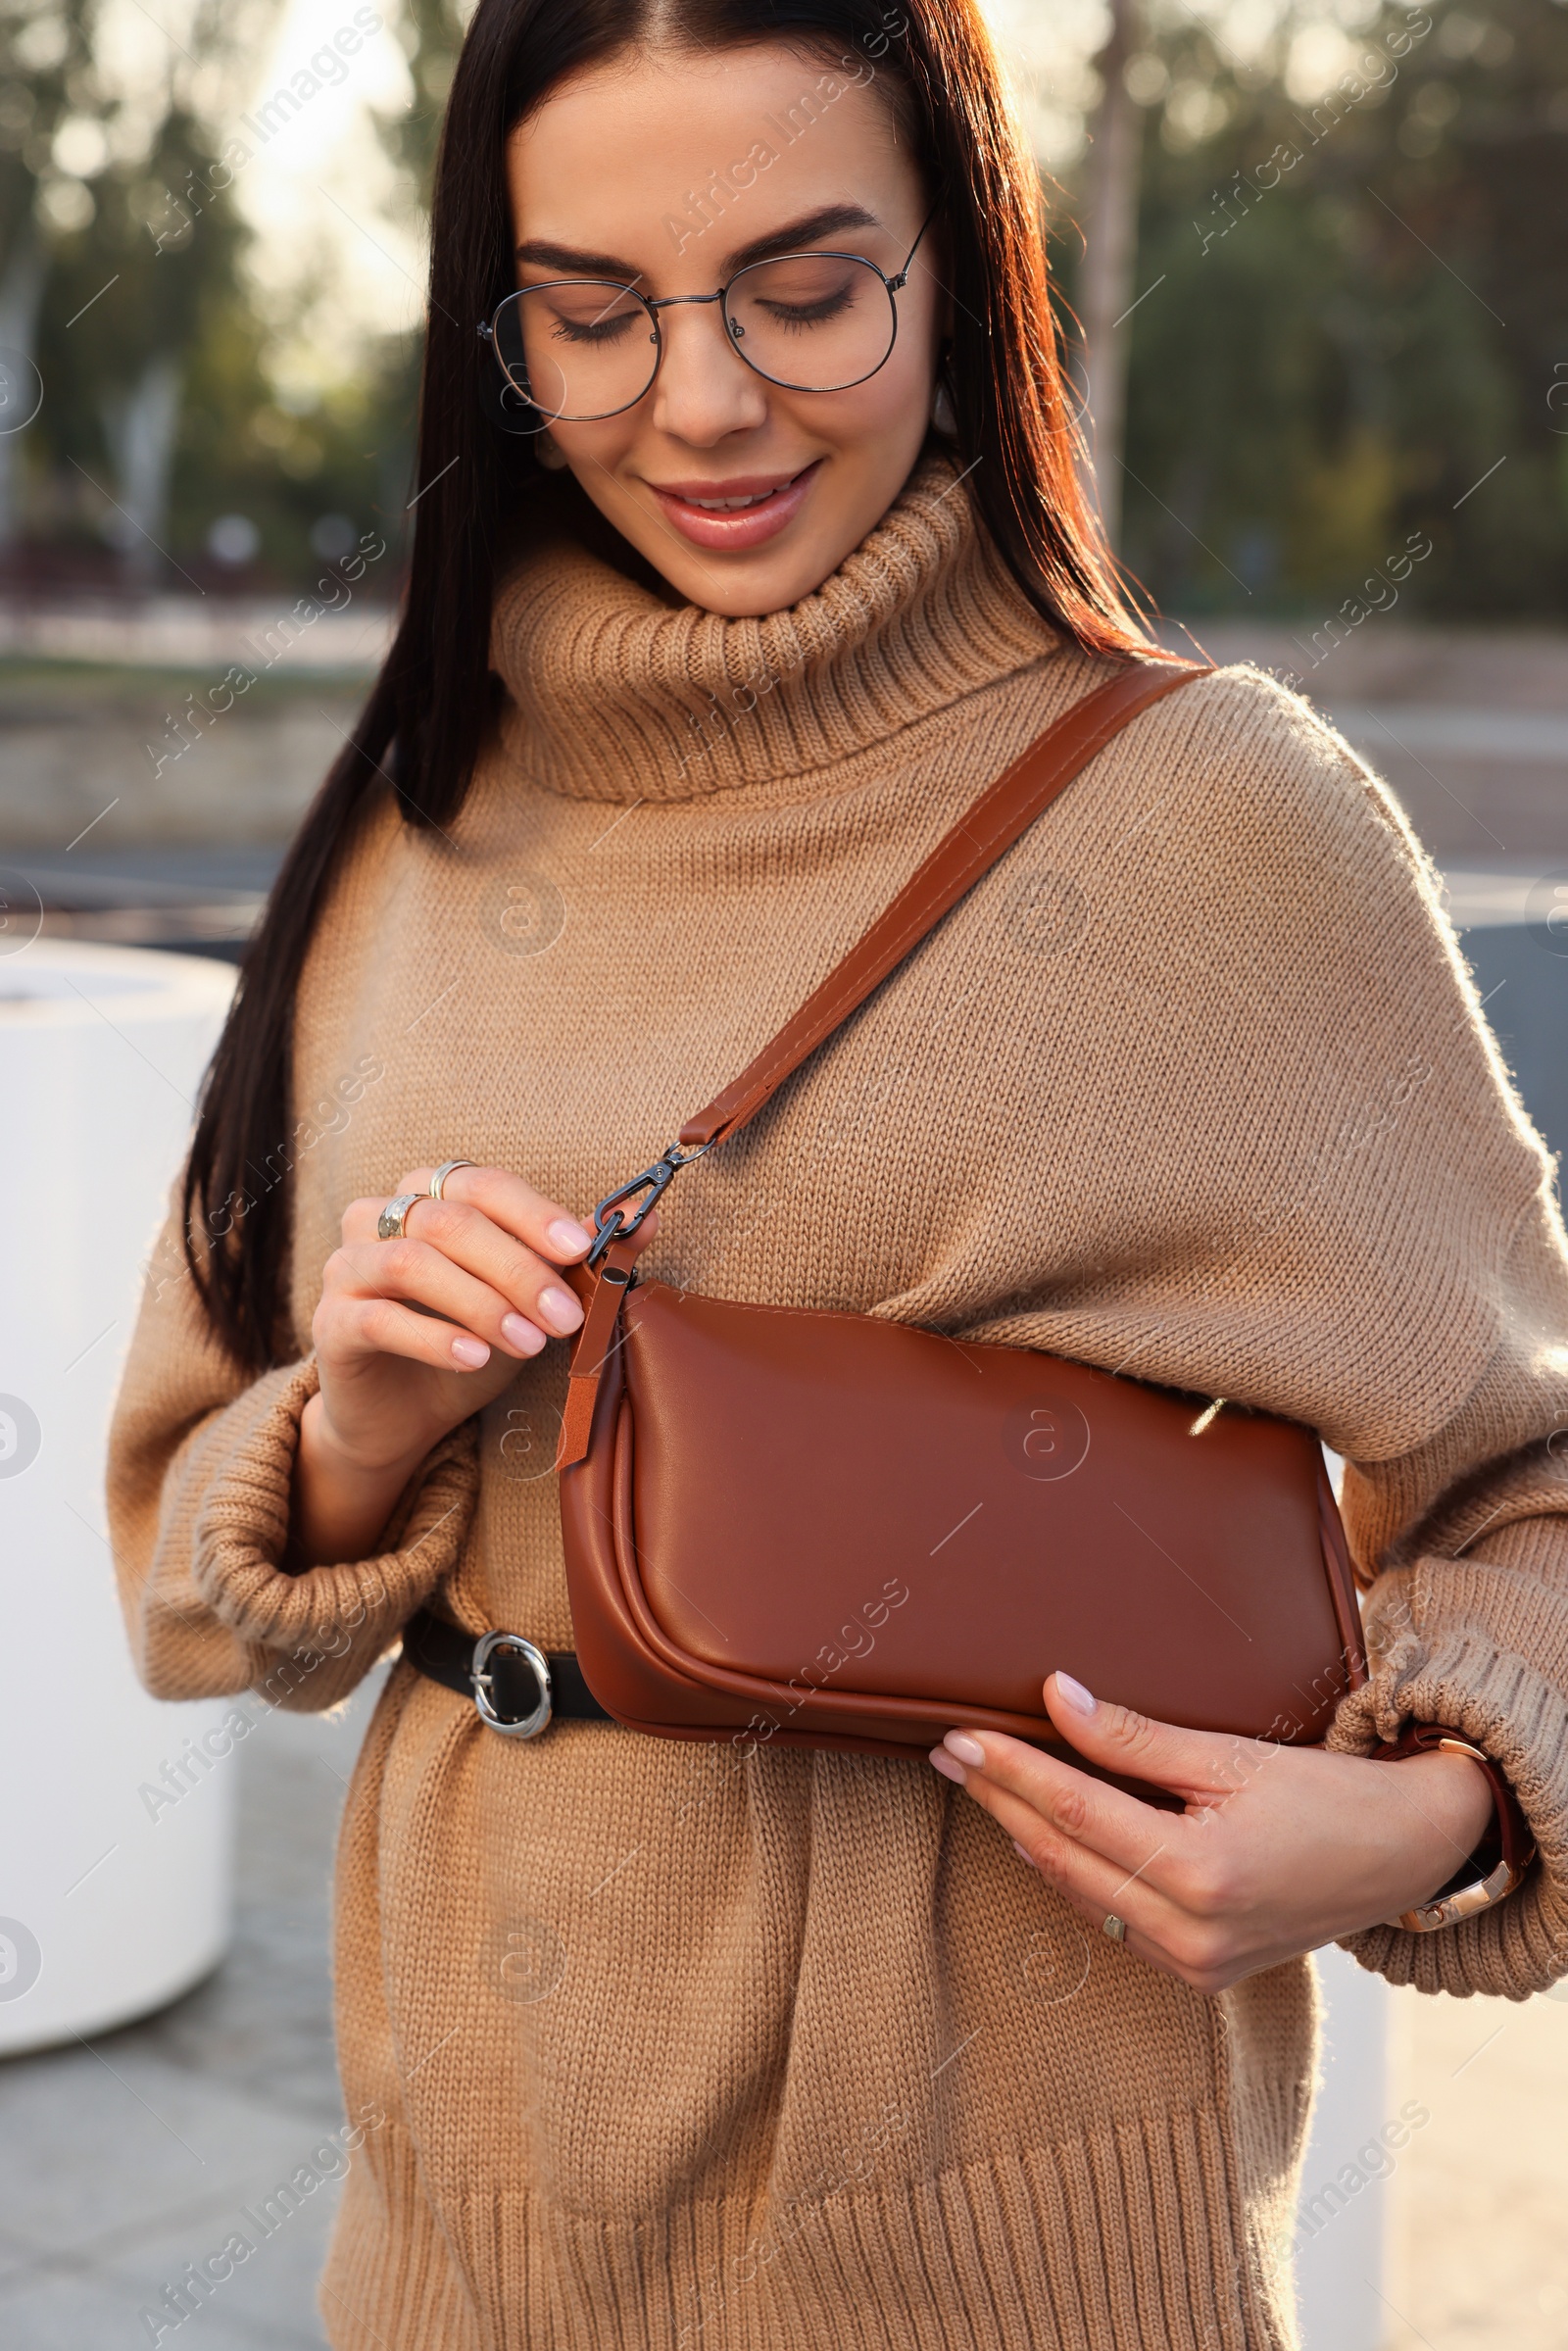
(514, 204, 884, 284)
(514, 238, 646, 280)
(721, 203, 882, 273)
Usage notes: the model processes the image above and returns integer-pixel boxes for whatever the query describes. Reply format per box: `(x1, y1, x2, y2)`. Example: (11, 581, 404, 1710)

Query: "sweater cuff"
(1327, 1624, 1568, 1997)
(192, 1358, 479, 1665)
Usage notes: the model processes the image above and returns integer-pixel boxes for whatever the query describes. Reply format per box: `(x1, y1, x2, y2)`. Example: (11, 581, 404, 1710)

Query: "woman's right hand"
(292, 1163, 654, 1568)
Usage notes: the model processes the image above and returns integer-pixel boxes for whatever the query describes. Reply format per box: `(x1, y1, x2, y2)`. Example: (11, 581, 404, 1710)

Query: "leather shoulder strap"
(558, 656, 1213, 1472)
(677, 659, 1212, 1151)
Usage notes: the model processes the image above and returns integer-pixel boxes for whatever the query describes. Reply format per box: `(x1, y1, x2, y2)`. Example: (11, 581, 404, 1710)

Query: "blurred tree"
(51, 91, 255, 581)
(352, 0, 466, 543)
(11, 0, 409, 595)
(379, 0, 465, 199)
(0, 0, 92, 546)
(1095, 0, 1568, 616)
(9, 0, 286, 583)
(1079, 0, 1145, 548)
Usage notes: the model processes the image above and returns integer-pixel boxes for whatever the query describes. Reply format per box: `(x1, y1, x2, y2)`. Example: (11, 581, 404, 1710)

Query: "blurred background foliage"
(0, 0, 1564, 616)
(0, 0, 422, 591)
(1102, 0, 1568, 615)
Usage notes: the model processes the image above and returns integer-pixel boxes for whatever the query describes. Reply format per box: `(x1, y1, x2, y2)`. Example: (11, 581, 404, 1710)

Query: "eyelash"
(548, 314, 639, 345)
(754, 287, 857, 330)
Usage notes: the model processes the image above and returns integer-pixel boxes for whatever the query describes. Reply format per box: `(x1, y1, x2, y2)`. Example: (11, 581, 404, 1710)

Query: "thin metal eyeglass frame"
(477, 201, 939, 422)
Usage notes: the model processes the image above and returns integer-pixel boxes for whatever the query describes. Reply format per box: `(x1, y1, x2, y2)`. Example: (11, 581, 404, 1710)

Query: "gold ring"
(377, 1192, 428, 1241)
(430, 1159, 475, 1201)
(1102, 1913, 1127, 1943)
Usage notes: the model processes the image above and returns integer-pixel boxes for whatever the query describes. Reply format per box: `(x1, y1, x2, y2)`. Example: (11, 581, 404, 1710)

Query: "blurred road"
(0, 1678, 389, 2348)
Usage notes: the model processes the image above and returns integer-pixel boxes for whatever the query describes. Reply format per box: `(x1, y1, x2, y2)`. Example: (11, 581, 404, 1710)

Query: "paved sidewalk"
(0, 1676, 387, 2348)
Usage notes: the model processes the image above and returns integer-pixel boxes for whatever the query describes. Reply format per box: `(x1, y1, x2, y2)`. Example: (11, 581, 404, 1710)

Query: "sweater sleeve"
(1194, 678, 1568, 1998)
(1327, 1184, 1568, 1996)
(106, 1204, 478, 1714)
(1065, 664, 1568, 2001)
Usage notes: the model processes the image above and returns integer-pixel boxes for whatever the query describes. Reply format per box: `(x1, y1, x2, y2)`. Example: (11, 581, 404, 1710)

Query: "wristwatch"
(1373, 1722, 1536, 1933)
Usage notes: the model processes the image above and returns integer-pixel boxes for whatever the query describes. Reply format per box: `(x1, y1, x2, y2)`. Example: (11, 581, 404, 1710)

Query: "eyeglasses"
(477, 205, 937, 424)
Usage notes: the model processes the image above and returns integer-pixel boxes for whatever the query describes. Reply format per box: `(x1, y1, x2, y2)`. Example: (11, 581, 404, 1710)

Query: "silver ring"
(1102, 1913, 1127, 1943)
(377, 1192, 428, 1241)
(471, 1631, 553, 1739)
(430, 1158, 475, 1201)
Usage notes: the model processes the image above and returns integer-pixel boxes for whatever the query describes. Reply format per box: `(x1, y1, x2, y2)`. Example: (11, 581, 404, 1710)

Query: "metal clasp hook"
(586, 1139, 712, 1268)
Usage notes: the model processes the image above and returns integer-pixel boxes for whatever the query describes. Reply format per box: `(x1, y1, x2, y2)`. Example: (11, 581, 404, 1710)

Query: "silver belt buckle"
(471, 1630, 554, 1739)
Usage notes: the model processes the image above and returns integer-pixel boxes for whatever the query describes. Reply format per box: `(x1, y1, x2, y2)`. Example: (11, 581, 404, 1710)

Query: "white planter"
(1295, 1944, 1394, 2351)
(0, 938, 238, 2052)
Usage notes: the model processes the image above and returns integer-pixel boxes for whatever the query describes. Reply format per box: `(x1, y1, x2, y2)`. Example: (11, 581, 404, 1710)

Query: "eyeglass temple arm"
(887, 195, 942, 293)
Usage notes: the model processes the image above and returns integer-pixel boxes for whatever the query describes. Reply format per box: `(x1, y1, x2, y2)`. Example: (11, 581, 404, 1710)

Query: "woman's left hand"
(930, 1673, 1496, 1991)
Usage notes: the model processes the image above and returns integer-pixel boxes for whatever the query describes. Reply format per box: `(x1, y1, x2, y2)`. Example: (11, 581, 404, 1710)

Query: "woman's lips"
(644, 462, 820, 551)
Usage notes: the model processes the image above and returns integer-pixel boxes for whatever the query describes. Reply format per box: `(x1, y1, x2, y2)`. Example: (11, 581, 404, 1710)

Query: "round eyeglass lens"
(723, 252, 897, 392)
(495, 280, 660, 422)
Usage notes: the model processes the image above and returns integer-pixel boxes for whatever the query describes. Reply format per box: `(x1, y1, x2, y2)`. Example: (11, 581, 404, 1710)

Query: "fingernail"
(501, 1313, 546, 1355)
(548, 1218, 593, 1256)
(1011, 1839, 1037, 1868)
(1054, 1672, 1097, 1717)
(928, 1747, 966, 1785)
(451, 1335, 490, 1368)
(944, 1730, 986, 1768)
(538, 1285, 584, 1335)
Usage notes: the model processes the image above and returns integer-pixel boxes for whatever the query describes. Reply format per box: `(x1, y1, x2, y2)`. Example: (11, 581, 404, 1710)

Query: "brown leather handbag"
(555, 662, 1366, 1764)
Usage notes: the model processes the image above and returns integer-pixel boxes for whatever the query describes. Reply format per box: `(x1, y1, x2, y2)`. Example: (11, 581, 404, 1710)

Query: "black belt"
(401, 1607, 612, 1738)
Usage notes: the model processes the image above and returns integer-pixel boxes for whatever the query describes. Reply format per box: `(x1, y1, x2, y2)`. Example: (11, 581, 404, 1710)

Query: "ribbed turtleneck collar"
(487, 452, 1058, 805)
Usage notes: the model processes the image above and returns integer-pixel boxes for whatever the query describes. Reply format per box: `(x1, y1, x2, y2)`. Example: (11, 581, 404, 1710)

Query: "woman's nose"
(648, 299, 771, 446)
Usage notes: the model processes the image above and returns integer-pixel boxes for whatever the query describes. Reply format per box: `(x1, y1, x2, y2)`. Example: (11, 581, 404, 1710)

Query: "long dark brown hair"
(184, 0, 1159, 1370)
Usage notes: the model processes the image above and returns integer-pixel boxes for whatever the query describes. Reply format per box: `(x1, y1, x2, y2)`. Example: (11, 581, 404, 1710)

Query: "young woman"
(109, 3, 1568, 2345)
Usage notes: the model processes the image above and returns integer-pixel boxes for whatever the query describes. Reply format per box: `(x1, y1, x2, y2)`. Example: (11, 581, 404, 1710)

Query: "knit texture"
(107, 452, 1568, 2351)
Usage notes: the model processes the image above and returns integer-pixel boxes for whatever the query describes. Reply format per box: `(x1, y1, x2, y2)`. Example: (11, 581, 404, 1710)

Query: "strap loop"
(587, 1140, 713, 1268)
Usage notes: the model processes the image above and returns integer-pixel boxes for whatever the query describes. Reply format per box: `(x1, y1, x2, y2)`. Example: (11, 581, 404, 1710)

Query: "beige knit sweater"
(108, 454, 1568, 2351)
